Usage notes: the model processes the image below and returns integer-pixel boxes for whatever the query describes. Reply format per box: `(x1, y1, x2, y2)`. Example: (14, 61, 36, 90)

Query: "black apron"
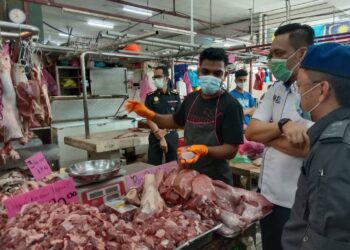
(184, 93, 233, 185)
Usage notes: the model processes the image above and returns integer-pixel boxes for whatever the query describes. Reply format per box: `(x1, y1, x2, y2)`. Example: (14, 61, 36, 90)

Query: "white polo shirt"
(253, 81, 314, 208)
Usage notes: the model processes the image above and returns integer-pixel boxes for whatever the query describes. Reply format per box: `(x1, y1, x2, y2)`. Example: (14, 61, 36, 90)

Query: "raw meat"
(218, 210, 247, 233)
(136, 174, 166, 220)
(172, 169, 198, 199)
(191, 174, 217, 201)
(29, 67, 46, 126)
(184, 195, 220, 219)
(154, 168, 273, 237)
(0, 45, 24, 163)
(0, 203, 215, 249)
(159, 169, 178, 195)
(212, 180, 243, 213)
(11, 63, 40, 138)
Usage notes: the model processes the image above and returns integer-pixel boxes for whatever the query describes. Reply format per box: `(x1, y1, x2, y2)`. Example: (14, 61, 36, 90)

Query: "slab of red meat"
(184, 194, 220, 219)
(235, 188, 273, 215)
(172, 169, 198, 199)
(11, 63, 41, 139)
(212, 180, 243, 213)
(0, 45, 24, 163)
(191, 174, 217, 201)
(159, 169, 178, 195)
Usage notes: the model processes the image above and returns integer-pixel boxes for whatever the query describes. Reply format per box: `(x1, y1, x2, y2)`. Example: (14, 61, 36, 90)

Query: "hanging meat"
(11, 64, 41, 139)
(32, 53, 52, 126)
(0, 45, 24, 163)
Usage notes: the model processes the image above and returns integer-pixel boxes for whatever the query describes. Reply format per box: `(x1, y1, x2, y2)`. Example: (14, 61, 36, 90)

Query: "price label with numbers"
(52, 178, 78, 204)
(25, 152, 52, 181)
(125, 161, 179, 189)
(4, 178, 78, 217)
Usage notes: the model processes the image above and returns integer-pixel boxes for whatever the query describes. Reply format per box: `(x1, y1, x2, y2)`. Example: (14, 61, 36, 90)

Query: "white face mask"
(236, 82, 246, 89)
(295, 82, 322, 120)
(153, 78, 165, 89)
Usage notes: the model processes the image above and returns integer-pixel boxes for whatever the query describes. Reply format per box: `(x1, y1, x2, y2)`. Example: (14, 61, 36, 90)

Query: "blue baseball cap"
(301, 42, 350, 79)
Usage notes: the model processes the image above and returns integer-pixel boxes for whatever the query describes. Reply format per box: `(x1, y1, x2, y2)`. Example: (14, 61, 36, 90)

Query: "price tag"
(25, 152, 52, 181)
(4, 178, 78, 217)
(4, 185, 54, 217)
(52, 178, 79, 204)
(126, 161, 179, 189)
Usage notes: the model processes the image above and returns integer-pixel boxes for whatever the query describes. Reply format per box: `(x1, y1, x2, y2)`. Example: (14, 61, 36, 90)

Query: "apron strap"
(214, 94, 221, 144)
(186, 92, 201, 121)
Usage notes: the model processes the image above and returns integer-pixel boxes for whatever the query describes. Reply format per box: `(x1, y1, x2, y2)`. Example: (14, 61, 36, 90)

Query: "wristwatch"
(278, 118, 291, 133)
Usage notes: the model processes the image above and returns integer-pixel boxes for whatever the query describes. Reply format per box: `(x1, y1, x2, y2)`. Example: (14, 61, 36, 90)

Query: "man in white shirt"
(246, 23, 315, 250)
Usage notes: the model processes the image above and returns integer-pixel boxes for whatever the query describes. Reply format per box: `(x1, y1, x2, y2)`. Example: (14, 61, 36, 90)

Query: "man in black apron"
(126, 48, 244, 185)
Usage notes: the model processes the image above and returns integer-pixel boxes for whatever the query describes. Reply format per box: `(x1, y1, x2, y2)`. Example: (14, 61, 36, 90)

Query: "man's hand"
(282, 121, 309, 149)
(154, 129, 167, 140)
(160, 137, 168, 152)
(125, 100, 156, 120)
(177, 145, 208, 165)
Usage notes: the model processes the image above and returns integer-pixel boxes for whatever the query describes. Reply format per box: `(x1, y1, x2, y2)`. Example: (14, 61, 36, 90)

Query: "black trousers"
(148, 131, 178, 165)
(261, 204, 291, 250)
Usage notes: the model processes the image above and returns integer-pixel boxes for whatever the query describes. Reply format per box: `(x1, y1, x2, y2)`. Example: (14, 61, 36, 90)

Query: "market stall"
(1, 0, 350, 249)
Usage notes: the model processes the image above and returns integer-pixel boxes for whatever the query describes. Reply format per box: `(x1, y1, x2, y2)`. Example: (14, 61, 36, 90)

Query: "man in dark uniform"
(282, 43, 350, 250)
(145, 66, 181, 165)
(126, 48, 243, 185)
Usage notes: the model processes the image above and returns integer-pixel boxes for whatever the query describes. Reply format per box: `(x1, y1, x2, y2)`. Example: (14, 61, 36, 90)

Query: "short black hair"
(199, 48, 228, 66)
(155, 65, 169, 77)
(235, 69, 248, 78)
(274, 23, 315, 49)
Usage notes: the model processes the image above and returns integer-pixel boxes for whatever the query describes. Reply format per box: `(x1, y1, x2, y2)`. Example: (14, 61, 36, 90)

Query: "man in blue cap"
(282, 42, 350, 250)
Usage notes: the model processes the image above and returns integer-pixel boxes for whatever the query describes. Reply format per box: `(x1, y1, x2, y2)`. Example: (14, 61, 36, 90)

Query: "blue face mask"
(199, 75, 222, 95)
(295, 93, 312, 120)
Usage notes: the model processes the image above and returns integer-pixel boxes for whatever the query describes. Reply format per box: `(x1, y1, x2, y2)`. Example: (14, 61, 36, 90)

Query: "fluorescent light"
(153, 25, 197, 35)
(59, 33, 69, 37)
(87, 20, 114, 29)
(123, 7, 152, 16)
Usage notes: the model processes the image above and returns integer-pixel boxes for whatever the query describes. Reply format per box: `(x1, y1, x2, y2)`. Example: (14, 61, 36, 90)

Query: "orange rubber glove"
(125, 100, 156, 121)
(177, 145, 208, 165)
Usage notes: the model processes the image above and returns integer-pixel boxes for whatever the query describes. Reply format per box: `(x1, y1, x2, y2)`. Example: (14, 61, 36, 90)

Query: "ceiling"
(39, 0, 350, 46)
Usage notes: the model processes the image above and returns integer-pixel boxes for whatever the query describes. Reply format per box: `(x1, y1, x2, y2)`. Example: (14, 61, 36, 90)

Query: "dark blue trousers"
(261, 204, 291, 250)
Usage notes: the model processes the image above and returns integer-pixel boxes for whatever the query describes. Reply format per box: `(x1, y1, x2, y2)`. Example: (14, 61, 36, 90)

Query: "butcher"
(126, 48, 243, 185)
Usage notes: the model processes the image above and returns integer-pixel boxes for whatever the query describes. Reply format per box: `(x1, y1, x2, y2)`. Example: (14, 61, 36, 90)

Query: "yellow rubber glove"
(177, 145, 208, 165)
(125, 100, 156, 121)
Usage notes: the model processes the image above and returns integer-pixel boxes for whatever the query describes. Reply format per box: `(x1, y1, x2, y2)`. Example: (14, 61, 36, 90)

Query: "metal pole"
(99, 31, 158, 50)
(171, 59, 175, 89)
(80, 52, 158, 139)
(262, 14, 267, 45)
(210, 0, 212, 33)
(286, 0, 291, 24)
(101, 33, 181, 49)
(190, 0, 194, 44)
(249, 52, 253, 94)
(0, 21, 40, 34)
(108, 30, 201, 48)
(80, 52, 90, 139)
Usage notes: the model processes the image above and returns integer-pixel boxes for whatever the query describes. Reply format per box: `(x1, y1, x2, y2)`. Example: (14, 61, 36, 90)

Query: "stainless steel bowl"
(66, 160, 121, 183)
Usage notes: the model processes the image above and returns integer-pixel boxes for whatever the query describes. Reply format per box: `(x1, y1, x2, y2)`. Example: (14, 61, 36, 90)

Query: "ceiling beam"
(28, 0, 252, 45)
(106, 0, 215, 27)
